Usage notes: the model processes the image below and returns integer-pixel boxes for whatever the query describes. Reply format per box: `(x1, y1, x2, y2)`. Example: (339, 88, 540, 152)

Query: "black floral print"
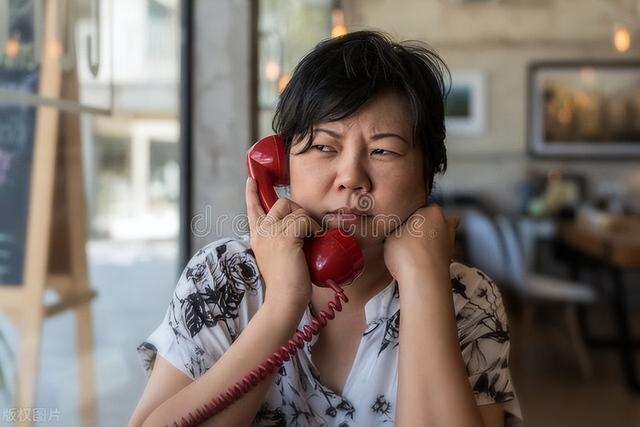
(183, 291, 216, 337)
(451, 274, 468, 299)
(137, 237, 522, 426)
(378, 310, 400, 356)
(136, 342, 157, 373)
(371, 394, 392, 416)
(254, 403, 287, 427)
(220, 249, 260, 289)
(185, 261, 207, 283)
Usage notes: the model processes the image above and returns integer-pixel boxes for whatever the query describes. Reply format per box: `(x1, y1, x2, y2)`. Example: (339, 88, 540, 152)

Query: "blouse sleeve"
(454, 266, 523, 422)
(136, 238, 264, 380)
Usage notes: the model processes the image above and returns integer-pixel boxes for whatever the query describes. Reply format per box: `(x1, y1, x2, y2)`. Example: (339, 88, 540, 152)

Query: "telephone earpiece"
(247, 134, 289, 211)
(247, 135, 364, 287)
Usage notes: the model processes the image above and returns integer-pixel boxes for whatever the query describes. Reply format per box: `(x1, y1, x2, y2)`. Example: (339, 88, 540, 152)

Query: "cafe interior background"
(0, 0, 639, 425)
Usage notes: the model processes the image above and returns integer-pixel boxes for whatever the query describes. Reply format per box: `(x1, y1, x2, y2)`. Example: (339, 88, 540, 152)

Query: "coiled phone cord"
(171, 281, 348, 427)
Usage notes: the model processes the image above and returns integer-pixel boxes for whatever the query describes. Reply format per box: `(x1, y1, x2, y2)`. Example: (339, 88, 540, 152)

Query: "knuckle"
(274, 198, 289, 210)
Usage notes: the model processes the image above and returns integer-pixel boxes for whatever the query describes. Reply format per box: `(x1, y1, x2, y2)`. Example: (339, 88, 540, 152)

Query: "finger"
(287, 199, 304, 211)
(264, 198, 294, 226)
(246, 177, 266, 232)
(283, 209, 323, 239)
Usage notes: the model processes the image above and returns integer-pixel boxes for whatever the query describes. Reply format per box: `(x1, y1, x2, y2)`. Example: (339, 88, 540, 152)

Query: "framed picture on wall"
(528, 61, 640, 158)
(445, 71, 487, 136)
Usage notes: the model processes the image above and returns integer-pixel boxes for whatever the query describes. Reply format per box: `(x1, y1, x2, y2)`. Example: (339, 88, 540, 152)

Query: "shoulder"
(449, 261, 509, 333)
(170, 235, 264, 337)
(137, 236, 262, 380)
(172, 235, 264, 339)
(177, 235, 260, 296)
(449, 260, 499, 294)
(449, 261, 505, 308)
(187, 235, 254, 273)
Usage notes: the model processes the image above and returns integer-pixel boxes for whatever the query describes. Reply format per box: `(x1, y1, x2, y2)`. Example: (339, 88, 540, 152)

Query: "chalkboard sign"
(0, 68, 39, 284)
(0, 0, 40, 285)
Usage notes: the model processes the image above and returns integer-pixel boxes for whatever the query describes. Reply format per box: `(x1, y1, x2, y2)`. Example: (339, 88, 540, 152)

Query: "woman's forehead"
(316, 93, 412, 134)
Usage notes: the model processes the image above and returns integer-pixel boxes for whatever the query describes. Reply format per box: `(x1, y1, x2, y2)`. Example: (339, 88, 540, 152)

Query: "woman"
(129, 31, 522, 426)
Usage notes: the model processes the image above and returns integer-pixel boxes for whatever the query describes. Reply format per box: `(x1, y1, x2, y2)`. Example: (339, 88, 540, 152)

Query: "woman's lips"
(324, 209, 369, 227)
(329, 207, 369, 216)
(329, 213, 362, 223)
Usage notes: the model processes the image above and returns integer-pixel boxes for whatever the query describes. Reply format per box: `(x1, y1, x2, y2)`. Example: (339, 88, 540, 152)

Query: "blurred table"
(559, 216, 640, 269)
(556, 214, 640, 392)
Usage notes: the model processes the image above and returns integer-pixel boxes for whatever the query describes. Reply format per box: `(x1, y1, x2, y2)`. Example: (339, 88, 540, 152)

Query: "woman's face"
(289, 91, 428, 247)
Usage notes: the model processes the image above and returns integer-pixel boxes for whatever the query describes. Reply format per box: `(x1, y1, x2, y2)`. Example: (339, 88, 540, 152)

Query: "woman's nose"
(335, 154, 371, 192)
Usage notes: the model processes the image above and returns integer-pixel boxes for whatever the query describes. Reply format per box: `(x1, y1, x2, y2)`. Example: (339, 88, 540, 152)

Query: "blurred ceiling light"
(331, 5, 347, 38)
(265, 61, 280, 82)
(4, 35, 21, 59)
(613, 24, 631, 53)
(278, 73, 290, 93)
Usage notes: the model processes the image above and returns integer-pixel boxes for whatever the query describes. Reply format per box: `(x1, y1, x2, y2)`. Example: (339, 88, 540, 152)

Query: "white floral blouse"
(137, 235, 523, 426)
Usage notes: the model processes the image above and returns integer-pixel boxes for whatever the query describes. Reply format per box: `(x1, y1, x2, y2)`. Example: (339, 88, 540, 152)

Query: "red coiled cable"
(170, 281, 348, 427)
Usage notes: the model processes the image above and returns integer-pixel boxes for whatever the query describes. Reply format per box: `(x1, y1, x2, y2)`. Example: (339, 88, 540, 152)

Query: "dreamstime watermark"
(189, 203, 437, 240)
(2, 407, 61, 423)
(190, 205, 250, 239)
(353, 192, 375, 211)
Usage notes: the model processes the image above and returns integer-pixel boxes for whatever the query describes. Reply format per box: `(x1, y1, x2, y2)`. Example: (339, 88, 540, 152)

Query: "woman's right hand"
(245, 177, 322, 313)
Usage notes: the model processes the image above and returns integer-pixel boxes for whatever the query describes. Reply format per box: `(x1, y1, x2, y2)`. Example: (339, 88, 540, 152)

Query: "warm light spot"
(277, 73, 290, 92)
(613, 25, 631, 53)
(47, 39, 63, 60)
(331, 9, 347, 38)
(332, 24, 347, 38)
(264, 61, 280, 82)
(4, 36, 20, 58)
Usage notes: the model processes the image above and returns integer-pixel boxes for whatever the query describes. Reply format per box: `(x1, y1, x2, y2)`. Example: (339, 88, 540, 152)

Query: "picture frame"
(528, 61, 640, 158)
(445, 71, 487, 136)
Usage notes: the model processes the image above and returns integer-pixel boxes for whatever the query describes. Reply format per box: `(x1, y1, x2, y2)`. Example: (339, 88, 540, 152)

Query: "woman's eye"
(310, 144, 335, 153)
(371, 149, 395, 156)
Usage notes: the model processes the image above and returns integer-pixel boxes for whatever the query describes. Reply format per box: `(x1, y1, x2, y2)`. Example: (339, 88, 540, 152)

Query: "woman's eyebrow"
(314, 127, 409, 144)
(313, 127, 341, 139)
(370, 133, 409, 145)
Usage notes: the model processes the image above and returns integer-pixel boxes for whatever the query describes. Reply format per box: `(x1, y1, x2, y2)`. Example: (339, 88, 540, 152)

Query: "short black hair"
(272, 30, 449, 195)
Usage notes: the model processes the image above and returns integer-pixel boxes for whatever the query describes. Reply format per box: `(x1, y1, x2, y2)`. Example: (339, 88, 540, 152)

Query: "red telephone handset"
(247, 134, 364, 287)
(175, 136, 364, 427)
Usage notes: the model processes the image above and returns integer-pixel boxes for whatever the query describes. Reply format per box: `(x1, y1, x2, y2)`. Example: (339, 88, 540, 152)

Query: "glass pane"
(258, 0, 332, 138)
(0, 0, 181, 425)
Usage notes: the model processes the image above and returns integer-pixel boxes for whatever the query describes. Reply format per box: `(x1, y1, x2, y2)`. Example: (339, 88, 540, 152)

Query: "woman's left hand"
(383, 204, 459, 282)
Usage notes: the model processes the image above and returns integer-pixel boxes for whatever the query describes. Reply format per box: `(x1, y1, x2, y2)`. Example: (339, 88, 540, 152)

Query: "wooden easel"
(0, 2, 96, 426)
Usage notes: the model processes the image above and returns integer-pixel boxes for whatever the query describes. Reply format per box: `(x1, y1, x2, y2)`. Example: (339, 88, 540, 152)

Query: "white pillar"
(191, 0, 253, 251)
